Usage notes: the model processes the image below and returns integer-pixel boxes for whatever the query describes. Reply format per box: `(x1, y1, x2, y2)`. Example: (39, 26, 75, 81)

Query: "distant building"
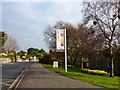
(0, 53, 7, 56)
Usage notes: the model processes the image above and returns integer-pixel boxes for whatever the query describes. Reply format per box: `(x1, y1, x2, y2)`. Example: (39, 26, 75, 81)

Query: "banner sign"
(56, 29, 65, 50)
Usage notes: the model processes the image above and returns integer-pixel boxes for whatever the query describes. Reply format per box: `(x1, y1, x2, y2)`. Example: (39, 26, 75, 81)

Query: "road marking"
(8, 64, 31, 90)
(14, 68, 29, 89)
(0, 82, 10, 86)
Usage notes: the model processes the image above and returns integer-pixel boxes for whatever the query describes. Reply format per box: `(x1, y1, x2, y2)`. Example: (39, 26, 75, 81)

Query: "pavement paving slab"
(17, 63, 108, 89)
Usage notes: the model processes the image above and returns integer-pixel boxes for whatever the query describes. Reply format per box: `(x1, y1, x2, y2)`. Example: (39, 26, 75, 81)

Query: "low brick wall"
(0, 58, 11, 64)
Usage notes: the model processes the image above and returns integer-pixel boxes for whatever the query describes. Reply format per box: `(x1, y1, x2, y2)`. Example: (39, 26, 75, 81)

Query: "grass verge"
(42, 64, 119, 89)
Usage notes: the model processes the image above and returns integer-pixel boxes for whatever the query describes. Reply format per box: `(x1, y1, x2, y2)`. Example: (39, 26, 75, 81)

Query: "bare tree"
(77, 24, 105, 69)
(44, 26, 56, 51)
(4, 36, 20, 62)
(44, 21, 105, 69)
(83, 1, 120, 77)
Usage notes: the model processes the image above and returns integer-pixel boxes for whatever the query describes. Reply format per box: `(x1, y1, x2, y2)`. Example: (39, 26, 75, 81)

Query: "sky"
(1, 1, 84, 52)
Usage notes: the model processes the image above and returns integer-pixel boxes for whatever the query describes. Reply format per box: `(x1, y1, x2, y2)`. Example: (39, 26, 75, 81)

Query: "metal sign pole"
(64, 29, 67, 72)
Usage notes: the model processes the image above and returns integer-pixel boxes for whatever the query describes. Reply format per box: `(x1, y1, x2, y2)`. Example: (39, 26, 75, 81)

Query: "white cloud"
(2, 2, 83, 51)
(13, 2, 83, 26)
(2, 0, 118, 2)
(2, 0, 84, 2)
(0, 2, 2, 28)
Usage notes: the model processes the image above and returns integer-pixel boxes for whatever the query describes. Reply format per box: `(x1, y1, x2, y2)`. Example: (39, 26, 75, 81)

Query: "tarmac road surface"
(1, 61, 32, 90)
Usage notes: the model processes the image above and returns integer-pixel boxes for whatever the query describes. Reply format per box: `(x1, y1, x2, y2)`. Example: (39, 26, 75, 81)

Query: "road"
(1, 61, 32, 90)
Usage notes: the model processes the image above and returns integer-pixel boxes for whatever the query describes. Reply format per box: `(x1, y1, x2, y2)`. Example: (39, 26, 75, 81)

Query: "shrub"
(42, 54, 52, 64)
(81, 69, 108, 76)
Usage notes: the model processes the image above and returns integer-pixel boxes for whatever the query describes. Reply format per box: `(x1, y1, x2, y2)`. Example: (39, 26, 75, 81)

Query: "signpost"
(64, 29, 67, 72)
(56, 29, 67, 72)
(56, 29, 65, 50)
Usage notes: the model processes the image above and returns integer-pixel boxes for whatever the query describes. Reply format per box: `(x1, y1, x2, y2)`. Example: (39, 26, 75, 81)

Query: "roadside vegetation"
(44, 2, 120, 77)
(43, 64, 119, 89)
(0, 31, 47, 62)
(1, 2, 120, 88)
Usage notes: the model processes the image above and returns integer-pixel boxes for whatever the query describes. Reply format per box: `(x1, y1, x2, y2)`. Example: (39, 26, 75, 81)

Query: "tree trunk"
(110, 57, 114, 77)
(38, 57, 41, 63)
(96, 57, 98, 70)
(81, 57, 83, 69)
(14, 52, 17, 62)
(110, 41, 114, 77)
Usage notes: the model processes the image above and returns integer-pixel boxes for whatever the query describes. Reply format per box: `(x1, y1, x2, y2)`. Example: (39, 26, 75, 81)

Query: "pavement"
(15, 63, 108, 89)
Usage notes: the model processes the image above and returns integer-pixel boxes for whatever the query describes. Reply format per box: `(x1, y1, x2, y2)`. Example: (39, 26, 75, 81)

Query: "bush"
(81, 69, 108, 76)
(42, 54, 52, 64)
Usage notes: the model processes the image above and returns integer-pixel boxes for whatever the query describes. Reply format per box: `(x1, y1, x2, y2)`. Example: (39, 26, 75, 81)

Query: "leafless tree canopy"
(4, 36, 20, 53)
(83, 2, 120, 47)
(44, 21, 105, 66)
(82, 1, 120, 77)
(44, 2, 120, 76)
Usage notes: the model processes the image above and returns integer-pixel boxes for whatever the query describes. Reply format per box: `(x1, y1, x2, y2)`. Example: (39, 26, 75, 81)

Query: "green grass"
(42, 64, 119, 89)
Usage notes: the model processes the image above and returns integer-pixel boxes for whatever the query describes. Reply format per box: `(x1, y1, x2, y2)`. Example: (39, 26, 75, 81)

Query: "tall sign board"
(56, 29, 67, 72)
(56, 29, 65, 50)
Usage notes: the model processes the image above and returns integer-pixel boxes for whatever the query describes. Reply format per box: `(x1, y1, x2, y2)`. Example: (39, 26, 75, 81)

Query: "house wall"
(0, 58, 11, 64)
